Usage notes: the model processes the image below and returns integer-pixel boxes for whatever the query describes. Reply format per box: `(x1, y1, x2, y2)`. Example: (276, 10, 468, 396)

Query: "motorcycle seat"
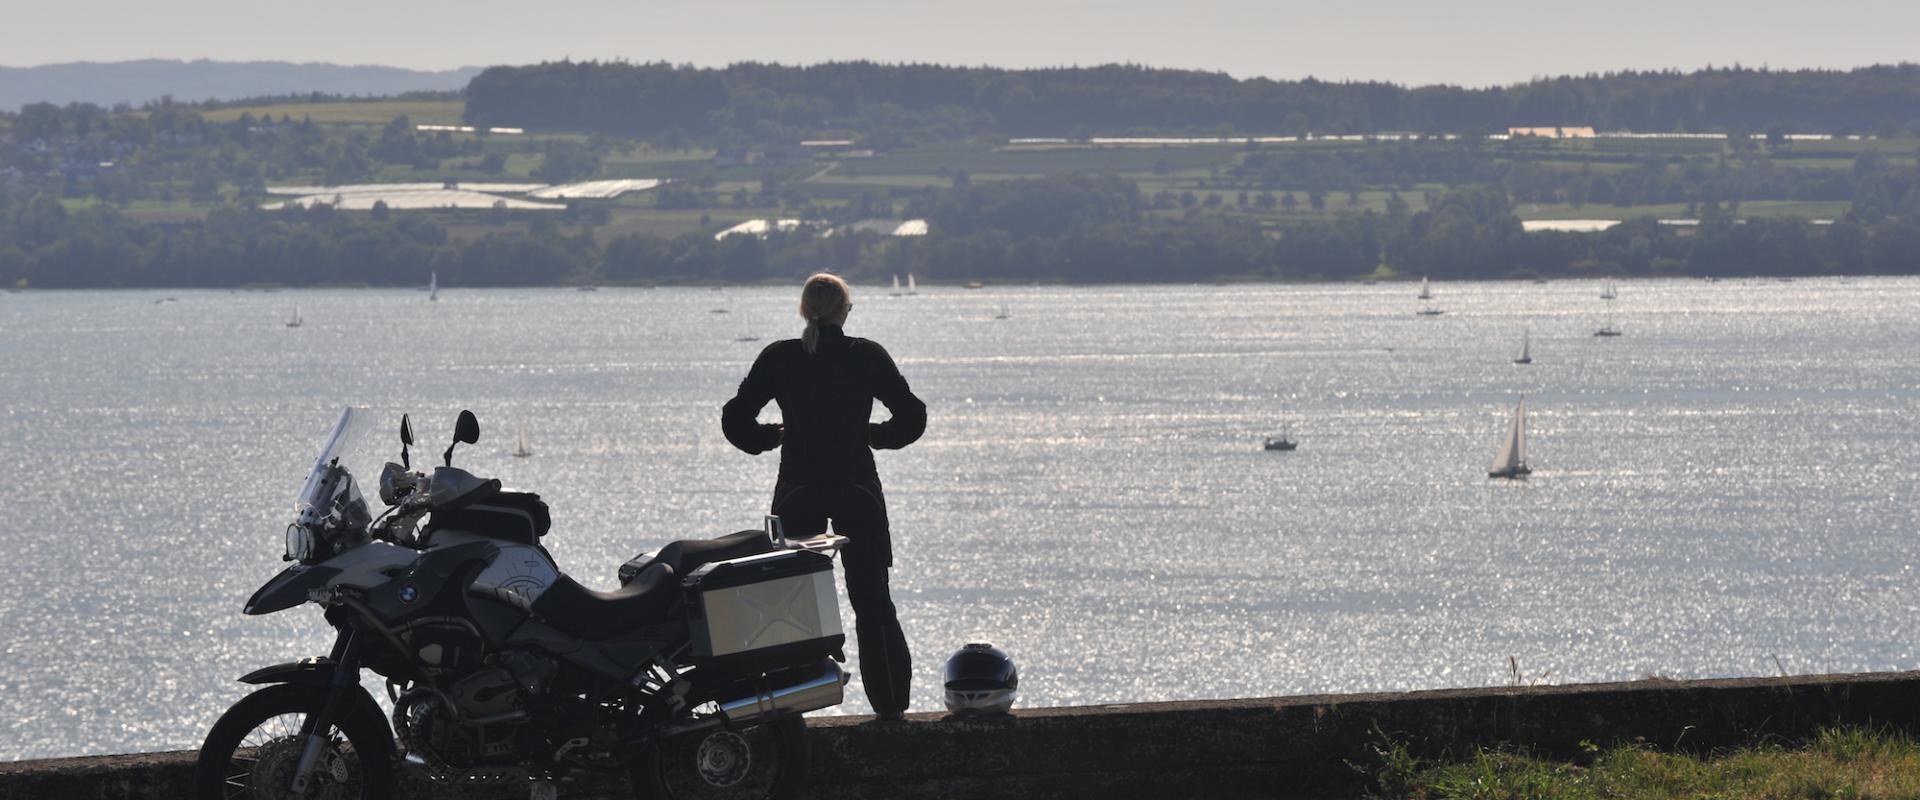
(653, 529, 774, 576)
(531, 563, 680, 640)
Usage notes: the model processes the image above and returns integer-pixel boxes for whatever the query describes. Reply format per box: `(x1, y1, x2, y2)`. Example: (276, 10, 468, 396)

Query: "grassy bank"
(1367, 727, 1920, 799)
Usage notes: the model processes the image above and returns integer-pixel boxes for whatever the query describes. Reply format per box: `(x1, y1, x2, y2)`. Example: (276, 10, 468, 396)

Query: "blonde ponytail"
(802, 317, 822, 354)
(797, 273, 852, 355)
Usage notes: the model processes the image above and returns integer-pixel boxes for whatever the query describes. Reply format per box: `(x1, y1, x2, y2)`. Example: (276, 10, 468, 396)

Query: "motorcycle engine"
(393, 653, 560, 771)
(394, 669, 527, 768)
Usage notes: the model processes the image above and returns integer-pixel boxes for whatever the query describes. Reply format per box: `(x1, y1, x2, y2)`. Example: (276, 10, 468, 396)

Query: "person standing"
(722, 272, 926, 721)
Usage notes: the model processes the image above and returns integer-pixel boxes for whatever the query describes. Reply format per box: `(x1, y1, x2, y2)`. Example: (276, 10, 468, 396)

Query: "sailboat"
(512, 426, 533, 458)
(1263, 422, 1298, 451)
(907, 274, 919, 295)
(993, 302, 1011, 320)
(428, 271, 439, 302)
(1487, 398, 1531, 480)
(1594, 312, 1621, 337)
(735, 315, 758, 342)
(285, 306, 302, 328)
(1415, 277, 1444, 315)
(1513, 329, 1533, 364)
(890, 275, 903, 297)
(1599, 281, 1617, 300)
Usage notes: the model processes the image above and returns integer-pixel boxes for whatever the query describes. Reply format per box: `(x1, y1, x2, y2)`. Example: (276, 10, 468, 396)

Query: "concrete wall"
(7, 670, 1919, 799)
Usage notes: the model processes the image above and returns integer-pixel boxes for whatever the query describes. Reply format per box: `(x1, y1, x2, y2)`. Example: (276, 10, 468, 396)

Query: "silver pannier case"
(681, 548, 845, 674)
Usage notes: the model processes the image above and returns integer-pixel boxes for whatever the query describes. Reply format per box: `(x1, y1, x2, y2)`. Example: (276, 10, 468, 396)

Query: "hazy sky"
(4, 0, 1914, 87)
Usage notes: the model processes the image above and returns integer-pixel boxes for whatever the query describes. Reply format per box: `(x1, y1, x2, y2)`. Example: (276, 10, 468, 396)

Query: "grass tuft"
(1364, 727, 1920, 800)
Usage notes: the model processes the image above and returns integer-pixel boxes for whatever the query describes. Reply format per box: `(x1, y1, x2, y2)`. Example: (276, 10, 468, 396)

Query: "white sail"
(907, 274, 918, 295)
(890, 275, 902, 297)
(1518, 330, 1530, 361)
(429, 271, 438, 301)
(286, 305, 301, 327)
(513, 426, 533, 458)
(1515, 400, 1527, 467)
(1490, 398, 1528, 475)
(1418, 276, 1432, 300)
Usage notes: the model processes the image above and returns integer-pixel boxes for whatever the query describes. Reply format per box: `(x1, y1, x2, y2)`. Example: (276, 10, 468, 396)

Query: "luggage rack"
(766, 514, 847, 556)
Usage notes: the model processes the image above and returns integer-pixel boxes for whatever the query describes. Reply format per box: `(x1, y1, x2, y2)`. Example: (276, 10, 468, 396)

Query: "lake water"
(3, 279, 1918, 760)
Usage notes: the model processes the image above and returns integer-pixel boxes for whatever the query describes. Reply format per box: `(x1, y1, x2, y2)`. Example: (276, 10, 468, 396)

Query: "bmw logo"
(399, 585, 418, 604)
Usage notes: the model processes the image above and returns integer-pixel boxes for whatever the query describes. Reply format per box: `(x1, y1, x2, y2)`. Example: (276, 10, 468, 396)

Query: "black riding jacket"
(721, 325, 927, 484)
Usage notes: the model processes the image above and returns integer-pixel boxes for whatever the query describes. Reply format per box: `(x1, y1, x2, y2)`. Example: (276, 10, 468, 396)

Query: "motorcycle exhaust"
(718, 662, 848, 726)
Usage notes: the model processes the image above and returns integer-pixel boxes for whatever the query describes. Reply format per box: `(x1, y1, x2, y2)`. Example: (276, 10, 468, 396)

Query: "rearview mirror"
(445, 410, 480, 467)
(399, 414, 413, 469)
(455, 410, 480, 444)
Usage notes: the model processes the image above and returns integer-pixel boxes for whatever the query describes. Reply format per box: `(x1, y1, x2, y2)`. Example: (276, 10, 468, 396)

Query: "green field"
(595, 208, 758, 241)
(602, 144, 718, 168)
(58, 197, 208, 223)
(854, 143, 1243, 176)
(1516, 200, 1852, 221)
(197, 100, 466, 126)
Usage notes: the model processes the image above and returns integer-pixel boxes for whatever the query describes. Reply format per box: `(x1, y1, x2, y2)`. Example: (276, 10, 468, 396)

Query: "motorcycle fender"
(244, 564, 340, 615)
(237, 661, 393, 758)
(239, 658, 341, 687)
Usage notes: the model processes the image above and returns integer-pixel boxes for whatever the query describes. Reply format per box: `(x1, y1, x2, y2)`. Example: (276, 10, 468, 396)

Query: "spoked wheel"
(632, 716, 810, 800)
(193, 684, 392, 800)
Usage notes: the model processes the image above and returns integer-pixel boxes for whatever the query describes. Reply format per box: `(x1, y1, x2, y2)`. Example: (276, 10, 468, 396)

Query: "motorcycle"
(194, 408, 849, 800)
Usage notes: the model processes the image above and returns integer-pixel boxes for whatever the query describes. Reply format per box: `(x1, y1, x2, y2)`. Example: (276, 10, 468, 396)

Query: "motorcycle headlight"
(285, 524, 319, 563)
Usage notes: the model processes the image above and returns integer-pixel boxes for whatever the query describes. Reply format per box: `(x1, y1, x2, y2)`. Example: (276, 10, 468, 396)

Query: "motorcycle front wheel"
(192, 683, 393, 800)
(632, 715, 810, 800)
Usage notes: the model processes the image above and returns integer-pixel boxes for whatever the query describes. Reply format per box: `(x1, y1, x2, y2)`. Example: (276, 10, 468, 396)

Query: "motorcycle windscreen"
(294, 407, 374, 521)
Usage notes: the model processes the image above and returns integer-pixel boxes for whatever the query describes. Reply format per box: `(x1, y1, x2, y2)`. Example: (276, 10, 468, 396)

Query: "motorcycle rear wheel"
(632, 715, 810, 800)
(193, 684, 393, 800)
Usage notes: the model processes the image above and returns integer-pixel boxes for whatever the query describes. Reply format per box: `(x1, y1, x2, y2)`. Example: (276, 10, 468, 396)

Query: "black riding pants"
(772, 478, 911, 715)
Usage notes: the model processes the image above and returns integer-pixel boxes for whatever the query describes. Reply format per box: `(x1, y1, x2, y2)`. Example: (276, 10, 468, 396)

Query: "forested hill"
(463, 62, 1920, 142)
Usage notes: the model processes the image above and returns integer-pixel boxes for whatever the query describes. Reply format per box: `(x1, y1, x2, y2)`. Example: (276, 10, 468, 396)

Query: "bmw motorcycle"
(194, 408, 849, 800)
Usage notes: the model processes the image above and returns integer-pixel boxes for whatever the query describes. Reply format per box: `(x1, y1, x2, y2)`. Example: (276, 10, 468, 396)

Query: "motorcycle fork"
(289, 629, 363, 795)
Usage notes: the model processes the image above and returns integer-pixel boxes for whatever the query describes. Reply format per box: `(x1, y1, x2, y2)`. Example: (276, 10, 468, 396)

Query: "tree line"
(0, 101, 563, 204)
(464, 61, 1920, 144)
(4, 174, 1916, 289)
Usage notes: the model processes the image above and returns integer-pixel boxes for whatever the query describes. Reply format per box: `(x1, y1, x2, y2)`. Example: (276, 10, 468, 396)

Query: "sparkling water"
(2, 278, 1917, 760)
